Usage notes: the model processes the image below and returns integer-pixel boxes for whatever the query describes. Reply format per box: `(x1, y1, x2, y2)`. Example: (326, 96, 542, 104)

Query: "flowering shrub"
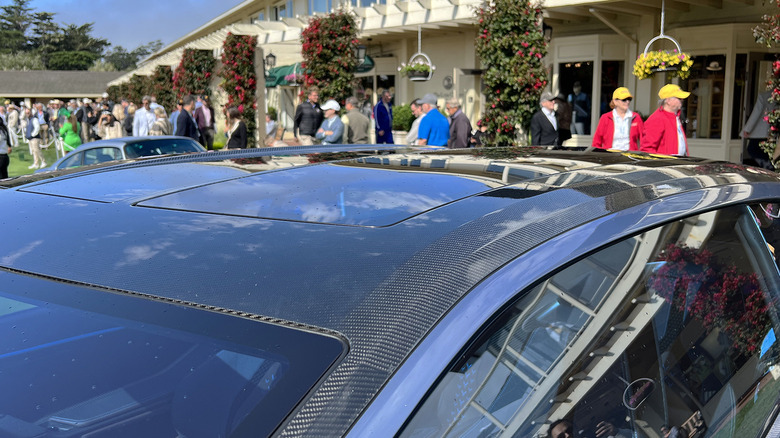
(754, 0, 780, 46)
(632, 50, 693, 80)
(759, 60, 780, 168)
(301, 10, 359, 104)
(150, 65, 175, 112)
(173, 49, 215, 100)
(650, 244, 772, 355)
(126, 74, 152, 105)
(475, 0, 548, 146)
(219, 33, 258, 141)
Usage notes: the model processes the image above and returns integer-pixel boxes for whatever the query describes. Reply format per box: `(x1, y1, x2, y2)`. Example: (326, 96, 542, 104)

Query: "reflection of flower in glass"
(651, 243, 772, 355)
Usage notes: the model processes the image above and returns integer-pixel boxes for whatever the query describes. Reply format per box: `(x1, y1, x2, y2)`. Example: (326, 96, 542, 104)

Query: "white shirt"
(542, 107, 557, 130)
(133, 107, 156, 136)
(611, 109, 633, 151)
(676, 117, 687, 155)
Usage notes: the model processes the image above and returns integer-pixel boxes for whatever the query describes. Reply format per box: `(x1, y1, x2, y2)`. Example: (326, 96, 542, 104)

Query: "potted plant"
(398, 61, 435, 81)
(284, 73, 305, 86)
(633, 49, 693, 80)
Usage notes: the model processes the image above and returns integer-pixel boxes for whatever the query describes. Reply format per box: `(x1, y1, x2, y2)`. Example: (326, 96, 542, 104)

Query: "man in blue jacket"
(374, 89, 394, 144)
(417, 93, 449, 146)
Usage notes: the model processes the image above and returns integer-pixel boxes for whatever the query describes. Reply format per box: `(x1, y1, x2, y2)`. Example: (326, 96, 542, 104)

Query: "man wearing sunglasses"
(592, 87, 644, 151)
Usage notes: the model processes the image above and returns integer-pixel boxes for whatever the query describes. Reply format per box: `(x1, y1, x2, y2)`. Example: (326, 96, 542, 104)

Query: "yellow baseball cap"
(658, 84, 690, 99)
(612, 87, 632, 100)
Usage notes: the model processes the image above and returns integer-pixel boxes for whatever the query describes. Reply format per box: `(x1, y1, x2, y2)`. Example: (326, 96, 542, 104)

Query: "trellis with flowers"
(173, 49, 215, 100)
(300, 10, 359, 104)
(219, 33, 258, 140)
(475, 0, 548, 146)
(755, 0, 780, 168)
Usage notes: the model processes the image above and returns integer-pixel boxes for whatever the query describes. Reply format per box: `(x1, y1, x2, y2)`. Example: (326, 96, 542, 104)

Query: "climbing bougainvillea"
(301, 9, 359, 104)
(219, 33, 258, 140)
(475, 0, 548, 146)
(173, 49, 215, 100)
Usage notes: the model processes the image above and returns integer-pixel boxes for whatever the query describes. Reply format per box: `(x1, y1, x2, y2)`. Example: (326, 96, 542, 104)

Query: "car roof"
(2, 145, 779, 435)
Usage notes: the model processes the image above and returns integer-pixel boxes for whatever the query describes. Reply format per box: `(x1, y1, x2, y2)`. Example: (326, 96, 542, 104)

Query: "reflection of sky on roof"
(23, 164, 249, 202)
(141, 165, 497, 226)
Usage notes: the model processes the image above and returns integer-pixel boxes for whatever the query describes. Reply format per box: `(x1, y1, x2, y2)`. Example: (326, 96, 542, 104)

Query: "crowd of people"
(531, 84, 695, 156)
(291, 86, 479, 149)
(0, 92, 254, 177)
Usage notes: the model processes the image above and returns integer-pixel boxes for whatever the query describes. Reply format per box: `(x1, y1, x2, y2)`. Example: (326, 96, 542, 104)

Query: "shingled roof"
(0, 71, 125, 99)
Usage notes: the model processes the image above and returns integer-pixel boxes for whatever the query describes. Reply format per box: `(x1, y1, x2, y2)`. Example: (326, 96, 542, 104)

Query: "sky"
(30, 0, 246, 51)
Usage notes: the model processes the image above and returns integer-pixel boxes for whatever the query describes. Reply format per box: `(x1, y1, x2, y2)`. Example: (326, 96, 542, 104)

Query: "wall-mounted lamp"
(264, 52, 277, 75)
(353, 45, 366, 66)
(543, 23, 553, 43)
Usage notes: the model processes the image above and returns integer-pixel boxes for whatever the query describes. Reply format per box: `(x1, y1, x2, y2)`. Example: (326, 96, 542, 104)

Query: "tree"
(0, 51, 42, 70)
(89, 59, 117, 72)
(0, 0, 34, 54)
(47, 51, 98, 70)
(475, 0, 548, 146)
(300, 10, 359, 104)
(103, 40, 163, 71)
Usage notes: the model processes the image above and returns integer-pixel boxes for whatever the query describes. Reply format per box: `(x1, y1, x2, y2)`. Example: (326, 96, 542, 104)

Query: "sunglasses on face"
(554, 426, 573, 438)
(618, 98, 632, 102)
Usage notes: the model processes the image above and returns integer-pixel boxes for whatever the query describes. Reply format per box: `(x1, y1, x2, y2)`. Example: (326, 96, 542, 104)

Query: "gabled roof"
(0, 70, 124, 98)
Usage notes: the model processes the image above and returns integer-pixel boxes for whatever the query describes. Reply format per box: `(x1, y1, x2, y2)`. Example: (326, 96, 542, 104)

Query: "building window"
(309, 0, 332, 14)
(351, 0, 384, 6)
(680, 54, 726, 139)
(598, 61, 625, 117)
(273, 1, 292, 20)
(559, 61, 593, 135)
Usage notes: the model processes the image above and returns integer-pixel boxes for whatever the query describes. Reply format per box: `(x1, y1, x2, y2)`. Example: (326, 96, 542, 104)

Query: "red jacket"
(592, 111, 643, 151)
(640, 107, 688, 156)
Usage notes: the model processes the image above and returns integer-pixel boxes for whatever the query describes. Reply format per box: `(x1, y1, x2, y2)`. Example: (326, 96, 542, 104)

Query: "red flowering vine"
(219, 33, 258, 140)
(475, 0, 548, 146)
(651, 244, 772, 355)
(754, 0, 780, 168)
(173, 49, 216, 100)
(301, 9, 359, 104)
(150, 65, 175, 112)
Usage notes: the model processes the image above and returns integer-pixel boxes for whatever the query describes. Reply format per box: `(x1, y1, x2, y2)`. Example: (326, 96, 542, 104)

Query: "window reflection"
(681, 55, 726, 139)
(401, 202, 780, 438)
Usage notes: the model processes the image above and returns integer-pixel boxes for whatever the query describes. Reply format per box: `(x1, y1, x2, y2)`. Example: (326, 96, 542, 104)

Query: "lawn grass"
(8, 137, 61, 177)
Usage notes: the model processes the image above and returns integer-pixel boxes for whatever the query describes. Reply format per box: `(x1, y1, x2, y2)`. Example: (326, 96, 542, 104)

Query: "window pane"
(402, 202, 780, 438)
(681, 54, 726, 139)
(599, 61, 625, 117)
(559, 62, 594, 135)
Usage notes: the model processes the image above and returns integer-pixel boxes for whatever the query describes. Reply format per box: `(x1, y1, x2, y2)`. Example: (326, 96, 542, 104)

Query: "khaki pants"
(39, 124, 48, 146)
(28, 138, 43, 166)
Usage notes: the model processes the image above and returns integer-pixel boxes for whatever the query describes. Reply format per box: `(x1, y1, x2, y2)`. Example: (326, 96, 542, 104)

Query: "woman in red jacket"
(592, 87, 644, 151)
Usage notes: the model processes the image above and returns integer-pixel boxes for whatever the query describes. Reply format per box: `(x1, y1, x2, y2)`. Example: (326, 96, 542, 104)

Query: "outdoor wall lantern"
(264, 52, 277, 74)
(543, 23, 553, 43)
(353, 45, 367, 66)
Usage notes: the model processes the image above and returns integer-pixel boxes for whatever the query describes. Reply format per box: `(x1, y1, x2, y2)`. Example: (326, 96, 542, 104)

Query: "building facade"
(110, 0, 775, 161)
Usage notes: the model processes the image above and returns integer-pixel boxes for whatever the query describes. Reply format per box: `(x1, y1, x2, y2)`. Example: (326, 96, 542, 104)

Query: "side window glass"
(401, 202, 780, 438)
(83, 148, 119, 166)
(58, 153, 82, 169)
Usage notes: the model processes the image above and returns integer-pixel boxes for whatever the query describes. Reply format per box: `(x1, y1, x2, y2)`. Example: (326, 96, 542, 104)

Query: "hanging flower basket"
(398, 53, 435, 82)
(284, 73, 305, 86)
(633, 49, 693, 80)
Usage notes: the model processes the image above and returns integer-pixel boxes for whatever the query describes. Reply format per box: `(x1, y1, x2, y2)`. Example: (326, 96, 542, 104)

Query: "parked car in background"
(37, 136, 205, 172)
(2, 146, 780, 437)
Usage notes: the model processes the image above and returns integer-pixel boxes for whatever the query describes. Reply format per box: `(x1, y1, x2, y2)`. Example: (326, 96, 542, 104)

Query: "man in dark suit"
(530, 91, 558, 147)
(175, 95, 200, 142)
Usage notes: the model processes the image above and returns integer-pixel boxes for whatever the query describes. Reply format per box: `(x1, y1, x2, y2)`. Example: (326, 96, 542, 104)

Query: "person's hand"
(378, 130, 384, 136)
(744, 130, 750, 137)
(595, 421, 616, 438)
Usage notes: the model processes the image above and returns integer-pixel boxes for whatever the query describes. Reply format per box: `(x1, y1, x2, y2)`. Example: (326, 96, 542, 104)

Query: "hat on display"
(612, 87, 632, 100)
(706, 61, 722, 71)
(419, 93, 438, 106)
(539, 91, 555, 103)
(658, 84, 690, 100)
(321, 99, 340, 111)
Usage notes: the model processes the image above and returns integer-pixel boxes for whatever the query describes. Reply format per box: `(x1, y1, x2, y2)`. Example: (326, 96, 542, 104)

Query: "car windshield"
(123, 138, 204, 158)
(0, 271, 344, 437)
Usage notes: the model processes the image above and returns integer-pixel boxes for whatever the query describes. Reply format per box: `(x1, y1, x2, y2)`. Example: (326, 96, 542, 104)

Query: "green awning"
(265, 63, 303, 88)
(356, 55, 374, 73)
(265, 56, 374, 87)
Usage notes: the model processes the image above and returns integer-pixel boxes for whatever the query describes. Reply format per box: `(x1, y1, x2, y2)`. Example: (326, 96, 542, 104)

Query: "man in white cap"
(315, 99, 344, 145)
(641, 84, 690, 156)
(530, 91, 558, 146)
